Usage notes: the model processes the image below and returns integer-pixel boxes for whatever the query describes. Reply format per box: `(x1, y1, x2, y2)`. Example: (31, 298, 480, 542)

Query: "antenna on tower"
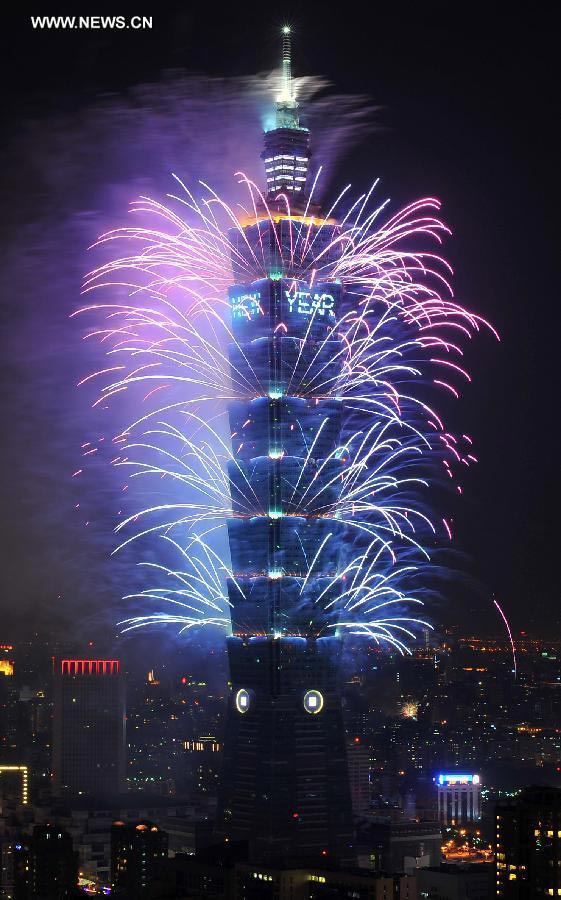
(276, 25, 298, 129)
(281, 25, 293, 105)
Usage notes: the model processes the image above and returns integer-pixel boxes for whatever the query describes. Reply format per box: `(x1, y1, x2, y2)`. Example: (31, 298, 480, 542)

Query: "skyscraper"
(111, 820, 168, 898)
(495, 786, 561, 897)
(52, 658, 125, 800)
(347, 739, 371, 816)
(13, 826, 78, 900)
(435, 772, 482, 825)
(217, 29, 354, 865)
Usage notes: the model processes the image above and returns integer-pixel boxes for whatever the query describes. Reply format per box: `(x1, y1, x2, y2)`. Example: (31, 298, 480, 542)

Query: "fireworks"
(493, 598, 517, 678)
(76, 172, 496, 652)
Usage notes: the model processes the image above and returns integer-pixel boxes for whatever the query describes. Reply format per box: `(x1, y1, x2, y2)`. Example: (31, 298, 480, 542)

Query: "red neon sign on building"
(60, 659, 120, 676)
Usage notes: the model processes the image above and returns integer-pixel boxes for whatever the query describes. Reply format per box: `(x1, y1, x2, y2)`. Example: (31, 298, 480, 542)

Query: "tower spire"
(276, 25, 299, 129)
(281, 25, 293, 106)
(262, 26, 311, 205)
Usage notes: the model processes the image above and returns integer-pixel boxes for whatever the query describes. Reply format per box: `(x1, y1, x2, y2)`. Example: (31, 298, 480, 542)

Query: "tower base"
(216, 636, 354, 866)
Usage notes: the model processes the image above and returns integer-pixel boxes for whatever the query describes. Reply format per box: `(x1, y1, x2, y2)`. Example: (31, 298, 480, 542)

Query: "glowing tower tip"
(262, 25, 311, 204)
(276, 24, 299, 129)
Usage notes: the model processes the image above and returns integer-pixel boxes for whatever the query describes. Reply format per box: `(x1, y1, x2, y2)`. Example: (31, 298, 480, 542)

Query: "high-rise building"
(216, 28, 353, 865)
(436, 773, 481, 825)
(347, 738, 371, 816)
(111, 820, 168, 898)
(184, 735, 221, 795)
(13, 825, 78, 899)
(52, 658, 125, 800)
(495, 786, 561, 898)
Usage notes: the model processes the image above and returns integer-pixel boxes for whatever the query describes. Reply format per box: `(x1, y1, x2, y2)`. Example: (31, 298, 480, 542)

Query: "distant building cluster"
(0, 631, 559, 896)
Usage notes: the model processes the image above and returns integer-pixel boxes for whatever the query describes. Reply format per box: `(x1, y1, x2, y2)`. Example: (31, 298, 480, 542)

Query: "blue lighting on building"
(437, 773, 481, 785)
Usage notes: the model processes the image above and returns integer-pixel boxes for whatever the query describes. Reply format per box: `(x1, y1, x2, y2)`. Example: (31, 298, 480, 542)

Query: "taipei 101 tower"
(217, 28, 354, 864)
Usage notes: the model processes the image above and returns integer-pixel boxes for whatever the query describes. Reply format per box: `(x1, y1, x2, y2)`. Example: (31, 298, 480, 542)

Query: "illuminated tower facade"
(218, 30, 354, 865)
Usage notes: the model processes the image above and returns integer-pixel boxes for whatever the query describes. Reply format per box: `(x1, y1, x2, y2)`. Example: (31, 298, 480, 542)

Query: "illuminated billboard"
(436, 773, 480, 786)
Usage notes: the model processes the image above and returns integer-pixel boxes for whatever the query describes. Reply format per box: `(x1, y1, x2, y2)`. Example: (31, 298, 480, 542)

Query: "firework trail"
(493, 598, 517, 678)
(76, 172, 496, 652)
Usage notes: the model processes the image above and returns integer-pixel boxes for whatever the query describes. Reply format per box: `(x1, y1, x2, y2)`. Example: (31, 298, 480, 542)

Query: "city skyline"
(2, 627, 561, 896)
(0, 10, 557, 898)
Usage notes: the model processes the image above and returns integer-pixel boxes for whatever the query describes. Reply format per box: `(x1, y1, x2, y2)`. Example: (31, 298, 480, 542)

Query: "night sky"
(0, 5, 557, 640)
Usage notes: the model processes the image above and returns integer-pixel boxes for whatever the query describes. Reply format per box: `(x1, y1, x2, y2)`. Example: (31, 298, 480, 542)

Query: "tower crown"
(262, 26, 311, 205)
